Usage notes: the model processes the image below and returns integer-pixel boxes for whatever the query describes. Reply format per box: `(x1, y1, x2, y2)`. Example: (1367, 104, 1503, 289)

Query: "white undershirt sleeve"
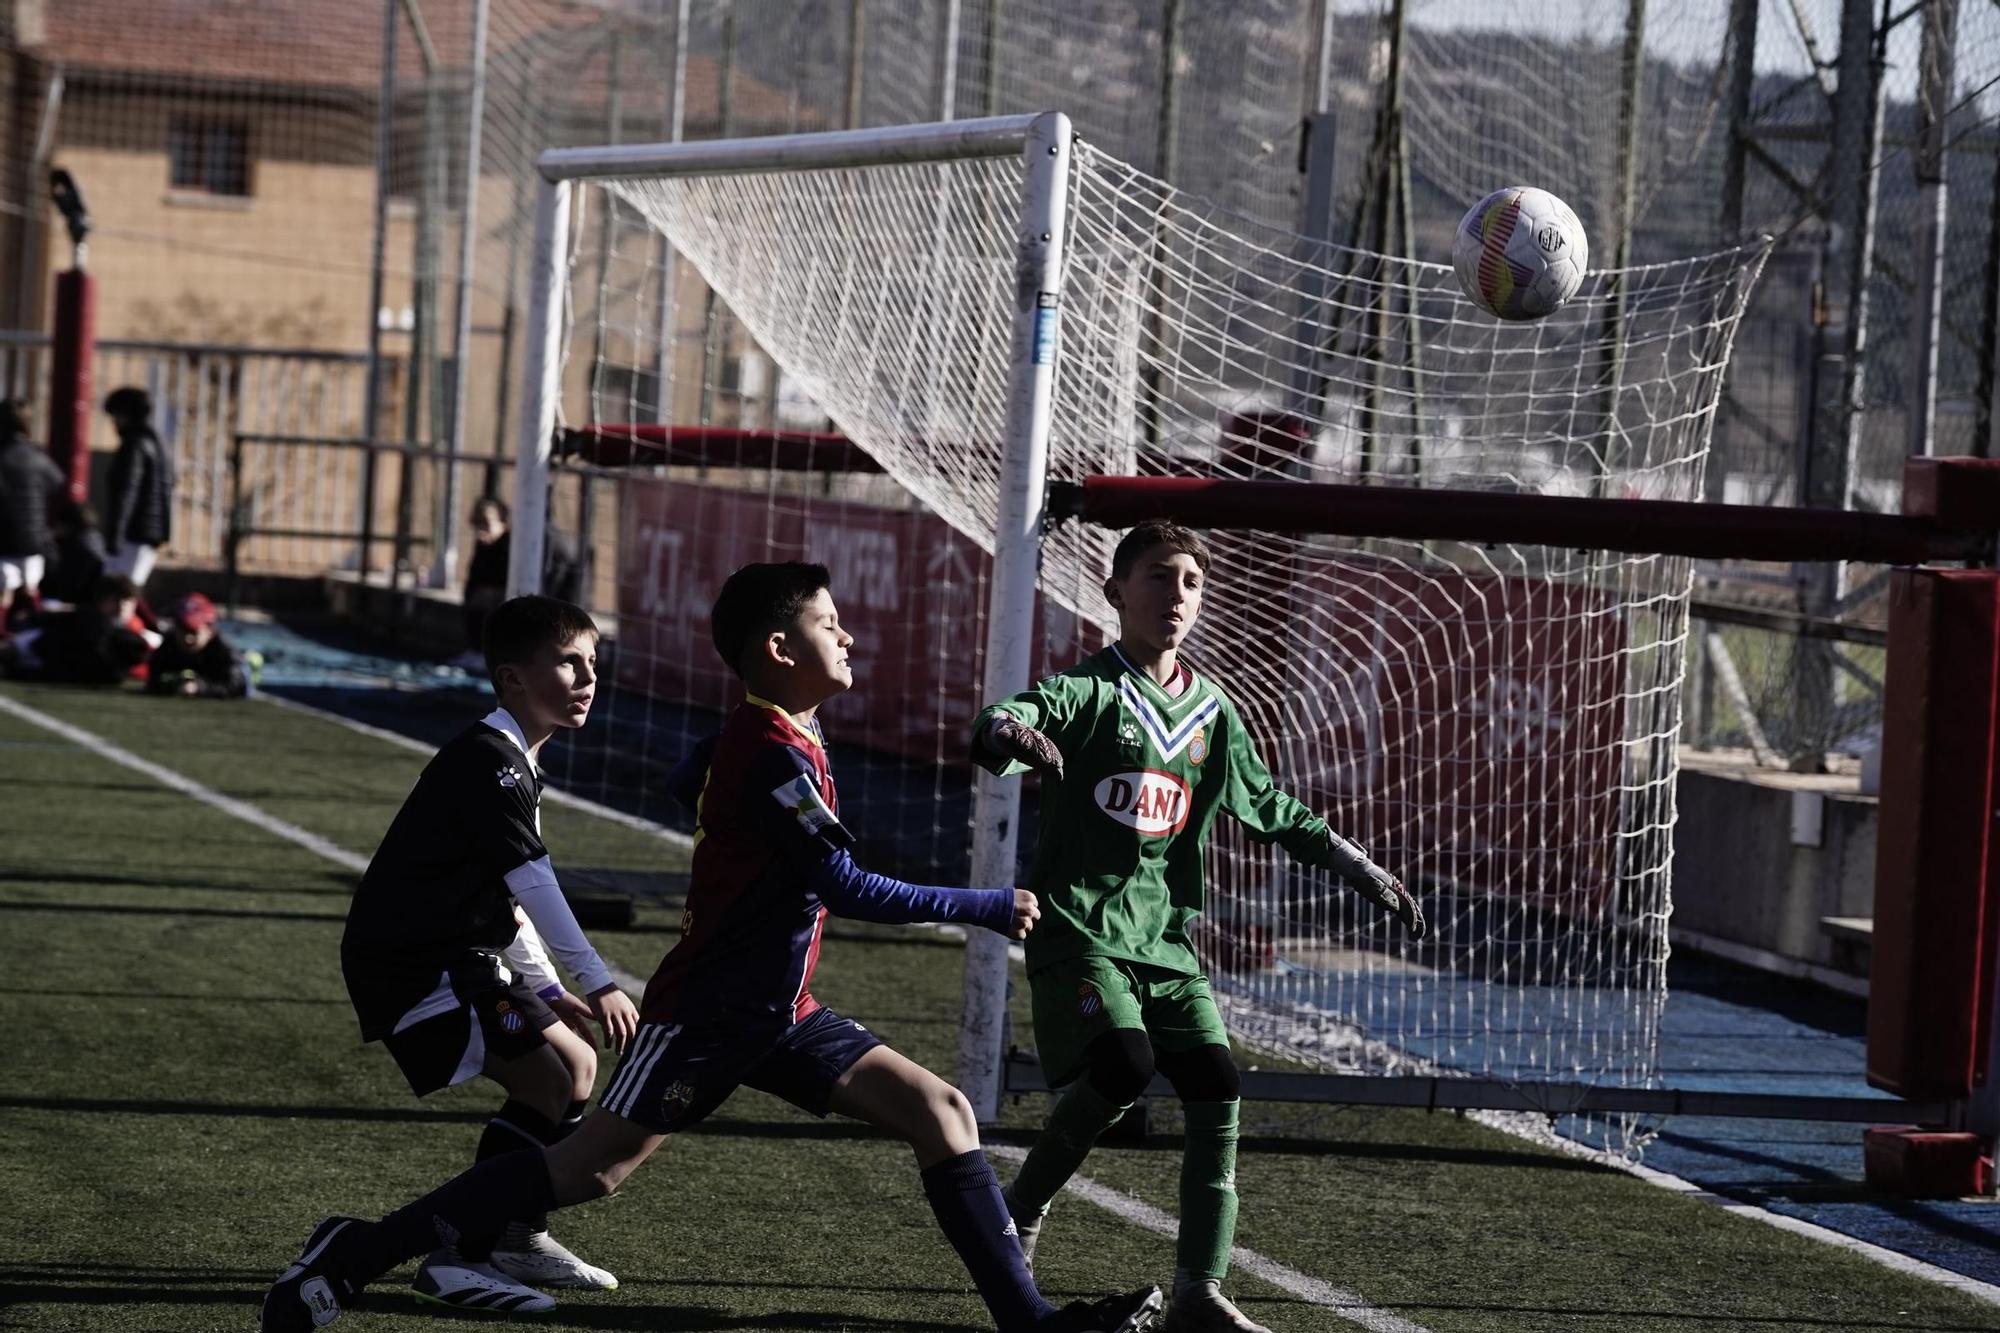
(503, 908, 563, 999)
(503, 856, 617, 997)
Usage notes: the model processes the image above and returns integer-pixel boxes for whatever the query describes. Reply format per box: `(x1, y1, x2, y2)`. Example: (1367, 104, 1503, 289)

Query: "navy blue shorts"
(596, 1006, 884, 1134)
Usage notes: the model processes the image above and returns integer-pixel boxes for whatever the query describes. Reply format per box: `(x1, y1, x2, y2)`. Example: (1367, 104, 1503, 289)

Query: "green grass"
(2, 679, 1997, 1331)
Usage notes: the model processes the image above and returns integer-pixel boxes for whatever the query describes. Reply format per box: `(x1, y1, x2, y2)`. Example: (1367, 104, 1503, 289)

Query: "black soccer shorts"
(595, 1005, 884, 1133)
(381, 981, 558, 1097)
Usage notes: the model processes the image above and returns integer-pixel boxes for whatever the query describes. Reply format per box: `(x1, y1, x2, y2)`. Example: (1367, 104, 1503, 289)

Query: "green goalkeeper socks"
(1008, 1078, 1130, 1217)
(1177, 1099, 1241, 1283)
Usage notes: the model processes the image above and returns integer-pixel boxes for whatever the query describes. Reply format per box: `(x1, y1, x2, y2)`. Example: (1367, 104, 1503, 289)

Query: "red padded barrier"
(1868, 569, 2000, 1101)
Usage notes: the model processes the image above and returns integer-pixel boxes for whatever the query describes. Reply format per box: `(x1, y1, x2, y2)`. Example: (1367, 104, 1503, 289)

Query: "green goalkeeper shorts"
(1028, 955, 1229, 1088)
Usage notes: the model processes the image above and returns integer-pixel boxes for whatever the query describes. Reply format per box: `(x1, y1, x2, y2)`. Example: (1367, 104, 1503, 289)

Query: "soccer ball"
(1452, 186, 1589, 321)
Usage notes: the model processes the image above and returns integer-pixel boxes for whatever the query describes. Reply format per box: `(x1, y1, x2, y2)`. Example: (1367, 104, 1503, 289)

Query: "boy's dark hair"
(1110, 520, 1212, 579)
(481, 594, 597, 686)
(91, 573, 138, 604)
(710, 561, 830, 678)
(470, 495, 510, 525)
(103, 386, 152, 420)
(0, 398, 27, 441)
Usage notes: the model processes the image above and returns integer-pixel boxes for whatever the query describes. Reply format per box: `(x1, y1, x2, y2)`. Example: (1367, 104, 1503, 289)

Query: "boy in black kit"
(263, 563, 1162, 1333)
(338, 595, 640, 1312)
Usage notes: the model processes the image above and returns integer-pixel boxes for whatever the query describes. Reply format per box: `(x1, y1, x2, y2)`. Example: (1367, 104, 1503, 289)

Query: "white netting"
(550, 133, 1769, 1153)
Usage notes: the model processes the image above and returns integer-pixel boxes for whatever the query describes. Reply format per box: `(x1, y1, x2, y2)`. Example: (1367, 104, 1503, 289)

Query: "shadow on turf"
(0, 984, 349, 1006)
(0, 1094, 487, 1125)
(0, 1280, 977, 1332)
(362, 1287, 987, 1330)
(0, 866, 355, 895)
(1400, 1299, 1999, 1330)
(0, 899, 349, 923)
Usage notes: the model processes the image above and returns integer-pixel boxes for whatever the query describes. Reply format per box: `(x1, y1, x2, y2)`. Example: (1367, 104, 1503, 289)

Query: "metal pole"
(573, 30, 624, 590)
(434, 0, 489, 590)
(1139, 0, 1183, 449)
(697, 5, 737, 426)
(360, 0, 397, 577)
(652, 0, 690, 425)
(512, 177, 570, 598)
(397, 62, 446, 586)
(1310, 0, 1336, 115)
(1719, 0, 1761, 243)
(847, 0, 866, 129)
(1591, 0, 1647, 496)
(1907, 0, 1958, 460)
(936, 0, 961, 121)
(981, 0, 1003, 118)
(1979, 140, 2000, 460)
(1796, 0, 1885, 769)
(1289, 112, 1339, 421)
(960, 110, 1072, 1124)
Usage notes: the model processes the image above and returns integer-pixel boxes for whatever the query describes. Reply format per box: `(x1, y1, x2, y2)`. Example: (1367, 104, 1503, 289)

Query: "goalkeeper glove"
(982, 713, 1065, 781)
(1322, 830, 1426, 939)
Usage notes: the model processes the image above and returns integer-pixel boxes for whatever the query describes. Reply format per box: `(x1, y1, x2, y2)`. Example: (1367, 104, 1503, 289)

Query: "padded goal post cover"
(1868, 569, 2000, 1101)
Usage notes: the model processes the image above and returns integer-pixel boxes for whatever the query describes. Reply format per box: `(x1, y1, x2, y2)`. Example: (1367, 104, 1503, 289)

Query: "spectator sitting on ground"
(3, 573, 151, 684)
(39, 499, 107, 610)
(146, 592, 248, 699)
(454, 497, 585, 672)
(103, 386, 175, 591)
(0, 398, 67, 629)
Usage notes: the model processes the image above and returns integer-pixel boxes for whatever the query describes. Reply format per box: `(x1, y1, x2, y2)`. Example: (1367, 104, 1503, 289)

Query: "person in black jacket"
(3, 573, 150, 684)
(0, 398, 66, 627)
(455, 497, 585, 671)
(147, 592, 248, 698)
(39, 498, 107, 609)
(103, 386, 175, 590)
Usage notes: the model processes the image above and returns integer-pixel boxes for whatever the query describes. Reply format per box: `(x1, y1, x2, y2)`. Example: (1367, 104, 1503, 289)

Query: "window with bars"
(168, 119, 251, 196)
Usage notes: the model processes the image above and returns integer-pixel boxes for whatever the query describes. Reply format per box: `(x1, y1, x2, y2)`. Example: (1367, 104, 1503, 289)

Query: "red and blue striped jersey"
(640, 697, 848, 1026)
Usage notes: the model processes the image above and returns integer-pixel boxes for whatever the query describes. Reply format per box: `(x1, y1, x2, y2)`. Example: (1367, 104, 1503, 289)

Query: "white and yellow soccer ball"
(1452, 186, 1589, 321)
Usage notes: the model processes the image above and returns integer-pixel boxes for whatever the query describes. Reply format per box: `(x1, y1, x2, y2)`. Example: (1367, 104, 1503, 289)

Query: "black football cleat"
(260, 1216, 361, 1331)
(1047, 1284, 1165, 1332)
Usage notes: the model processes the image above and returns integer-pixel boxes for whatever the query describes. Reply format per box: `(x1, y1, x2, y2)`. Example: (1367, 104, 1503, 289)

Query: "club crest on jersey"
(494, 1000, 524, 1034)
(1188, 726, 1209, 765)
(1093, 769, 1191, 836)
(1077, 983, 1103, 1017)
(497, 764, 524, 789)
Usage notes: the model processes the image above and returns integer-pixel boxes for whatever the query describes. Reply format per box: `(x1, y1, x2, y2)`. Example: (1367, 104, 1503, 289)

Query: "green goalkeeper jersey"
(973, 644, 1334, 978)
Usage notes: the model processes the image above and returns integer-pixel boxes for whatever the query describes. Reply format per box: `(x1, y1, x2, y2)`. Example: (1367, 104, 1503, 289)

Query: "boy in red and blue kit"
(261, 561, 1163, 1333)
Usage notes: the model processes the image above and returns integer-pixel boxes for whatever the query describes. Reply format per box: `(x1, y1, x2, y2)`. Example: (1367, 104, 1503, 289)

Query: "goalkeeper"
(973, 519, 1425, 1333)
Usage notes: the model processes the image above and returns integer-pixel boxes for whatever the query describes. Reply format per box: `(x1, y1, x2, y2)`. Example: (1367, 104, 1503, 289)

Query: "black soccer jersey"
(342, 710, 550, 1041)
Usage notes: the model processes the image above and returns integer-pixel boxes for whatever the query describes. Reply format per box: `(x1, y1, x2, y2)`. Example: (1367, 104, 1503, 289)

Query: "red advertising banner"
(619, 482, 1627, 906)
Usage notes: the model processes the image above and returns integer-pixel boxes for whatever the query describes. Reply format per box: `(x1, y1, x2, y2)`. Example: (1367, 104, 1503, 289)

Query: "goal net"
(522, 116, 1769, 1155)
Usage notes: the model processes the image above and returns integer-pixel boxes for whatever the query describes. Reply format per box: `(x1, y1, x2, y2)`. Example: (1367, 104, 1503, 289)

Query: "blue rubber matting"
(231, 613, 2000, 1288)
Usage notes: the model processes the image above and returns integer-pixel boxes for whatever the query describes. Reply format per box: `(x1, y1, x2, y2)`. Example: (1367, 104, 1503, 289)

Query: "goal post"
(514, 113, 1075, 1120)
(511, 112, 1814, 1155)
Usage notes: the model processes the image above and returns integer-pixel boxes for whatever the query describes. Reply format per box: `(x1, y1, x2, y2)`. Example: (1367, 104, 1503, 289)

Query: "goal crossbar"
(536, 113, 1052, 183)
(1060, 469, 2000, 565)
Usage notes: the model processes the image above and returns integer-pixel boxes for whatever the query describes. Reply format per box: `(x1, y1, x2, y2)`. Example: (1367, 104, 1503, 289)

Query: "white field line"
(0, 692, 370, 876)
(984, 1144, 1434, 1333)
(10, 689, 1403, 1322)
(258, 691, 695, 851)
(1469, 1110, 2000, 1308)
(21, 691, 1993, 1311)
(0, 690, 657, 997)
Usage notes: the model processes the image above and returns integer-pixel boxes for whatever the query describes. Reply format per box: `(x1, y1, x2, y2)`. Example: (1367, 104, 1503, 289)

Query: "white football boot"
(1162, 1281, 1274, 1333)
(411, 1248, 556, 1314)
(490, 1226, 619, 1290)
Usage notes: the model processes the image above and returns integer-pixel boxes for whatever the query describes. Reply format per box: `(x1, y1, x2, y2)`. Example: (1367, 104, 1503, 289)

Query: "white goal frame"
(515, 113, 1074, 1120)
